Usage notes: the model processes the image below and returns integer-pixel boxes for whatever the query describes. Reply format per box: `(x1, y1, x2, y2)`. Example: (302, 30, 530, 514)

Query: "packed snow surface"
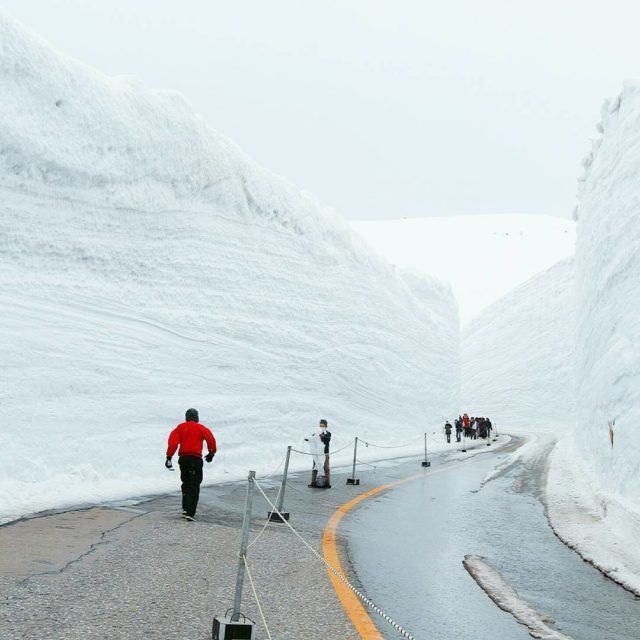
(462, 259, 575, 431)
(352, 215, 575, 325)
(0, 15, 459, 523)
(546, 436, 640, 596)
(463, 555, 572, 640)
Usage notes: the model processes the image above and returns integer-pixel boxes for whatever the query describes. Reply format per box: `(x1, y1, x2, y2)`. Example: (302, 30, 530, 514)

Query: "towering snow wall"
(462, 259, 575, 431)
(0, 15, 459, 522)
(572, 82, 640, 503)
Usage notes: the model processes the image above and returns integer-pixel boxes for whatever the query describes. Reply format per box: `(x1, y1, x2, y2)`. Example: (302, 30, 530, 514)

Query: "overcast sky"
(3, 0, 640, 220)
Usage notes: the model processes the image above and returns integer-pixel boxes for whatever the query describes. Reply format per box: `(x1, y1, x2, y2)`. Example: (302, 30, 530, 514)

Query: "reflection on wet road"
(341, 444, 640, 640)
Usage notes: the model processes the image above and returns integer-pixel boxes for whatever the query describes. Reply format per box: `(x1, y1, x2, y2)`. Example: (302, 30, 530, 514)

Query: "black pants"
(446, 433, 451, 443)
(179, 456, 203, 517)
(456, 431, 461, 442)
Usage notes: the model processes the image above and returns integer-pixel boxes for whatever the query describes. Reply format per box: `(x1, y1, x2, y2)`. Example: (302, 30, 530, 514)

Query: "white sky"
(2, 0, 640, 220)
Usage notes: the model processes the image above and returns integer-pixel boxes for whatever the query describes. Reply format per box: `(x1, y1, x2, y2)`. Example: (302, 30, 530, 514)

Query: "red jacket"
(166, 421, 217, 458)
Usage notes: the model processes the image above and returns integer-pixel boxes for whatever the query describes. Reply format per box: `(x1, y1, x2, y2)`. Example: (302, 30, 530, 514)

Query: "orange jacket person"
(166, 408, 217, 521)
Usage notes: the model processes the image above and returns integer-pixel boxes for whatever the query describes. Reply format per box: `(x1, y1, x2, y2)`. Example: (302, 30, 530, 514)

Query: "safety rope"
(242, 555, 273, 640)
(360, 434, 423, 449)
(256, 452, 288, 480)
(291, 439, 354, 456)
(247, 481, 283, 549)
(356, 458, 377, 471)
(253, 479, 417, 640)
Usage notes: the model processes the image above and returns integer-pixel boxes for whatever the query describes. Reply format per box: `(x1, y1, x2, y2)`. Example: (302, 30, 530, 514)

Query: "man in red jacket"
(166, 408, 217, 521)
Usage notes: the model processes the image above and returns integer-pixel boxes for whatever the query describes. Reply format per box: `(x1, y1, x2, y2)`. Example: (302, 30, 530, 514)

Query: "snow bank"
(462, 259, 575, 431)
(0, 14, 459, 523)
(352, 215, 575, 326)
(543, 81, 640, 590)
(463, 555, 572, 640)
(546, 436, 640, 595)
(572, 81, 640, 504)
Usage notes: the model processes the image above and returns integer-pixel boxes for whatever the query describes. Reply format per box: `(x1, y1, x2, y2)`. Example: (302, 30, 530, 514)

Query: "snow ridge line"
(463, 555, 573, 640)
(253, 479, 417, 640)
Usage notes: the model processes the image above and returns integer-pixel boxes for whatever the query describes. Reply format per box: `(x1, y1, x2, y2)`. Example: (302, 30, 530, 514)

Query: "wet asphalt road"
(342, 439, 640, 640)
(4, 436, 640, 640)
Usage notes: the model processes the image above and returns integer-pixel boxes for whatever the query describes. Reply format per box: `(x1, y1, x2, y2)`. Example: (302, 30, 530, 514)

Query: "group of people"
(444, 413, 493, 443)
(165, 409, 333, 520)
(166, 408, 496, 521)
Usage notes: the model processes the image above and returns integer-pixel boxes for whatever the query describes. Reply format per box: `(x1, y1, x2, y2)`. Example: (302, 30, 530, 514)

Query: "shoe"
(308, 483, 317, 488)
(183, 514, 195, 522)
(325, 484, 332, 489)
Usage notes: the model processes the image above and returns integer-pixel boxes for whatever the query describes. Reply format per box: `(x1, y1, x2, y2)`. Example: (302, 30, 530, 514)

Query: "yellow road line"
(321, 459, 482, 639)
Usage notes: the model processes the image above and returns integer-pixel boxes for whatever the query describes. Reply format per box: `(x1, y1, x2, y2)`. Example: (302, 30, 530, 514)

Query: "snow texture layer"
(573, 82, 640, 504)
(0, 15, 459, 522)
(352, 215, 575, 326)
(543, 82, 640, 592)
(463, 555, 572, 640)
(462, 259, 575, 431)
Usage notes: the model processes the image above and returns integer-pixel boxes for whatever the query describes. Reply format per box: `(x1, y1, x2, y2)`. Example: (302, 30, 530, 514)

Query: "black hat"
(319, 419, 328, 426)
(185, 408, 199, 422)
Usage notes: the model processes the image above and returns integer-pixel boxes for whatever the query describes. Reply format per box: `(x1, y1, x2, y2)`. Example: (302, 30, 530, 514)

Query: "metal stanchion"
(421, 432, 431, 467)
(212, 471, 256, 639)
(461, 430, 467, 453)
(268, 446, 291, 522)
(346, 437, 360, 485)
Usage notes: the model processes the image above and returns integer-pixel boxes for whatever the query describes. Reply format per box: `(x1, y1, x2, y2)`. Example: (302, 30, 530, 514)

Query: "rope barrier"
(256, 452, 288, 481)
(284, 481, 336, 505)
(360, 434, 423, 449)
(247, 480, 283, 549)
(253, 479, 418, 640)
(290, 440, 354, 456)
(242, 555, 273, 640)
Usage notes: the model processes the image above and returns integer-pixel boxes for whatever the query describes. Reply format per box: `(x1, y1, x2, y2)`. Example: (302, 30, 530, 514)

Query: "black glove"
(205, 452, 215, 463)
(165, 457, 173, 470)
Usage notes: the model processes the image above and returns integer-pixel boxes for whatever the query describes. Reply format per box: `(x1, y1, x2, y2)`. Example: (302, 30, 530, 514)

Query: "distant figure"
(455, 418, 463, 442)
(470, 417, 478, 440)
(444, 420, 453, 444)
(463, 413, 470, 429)
(166, 408, 217, 521)
(305, 419, 331, 488)
(486, 418, 493, 438)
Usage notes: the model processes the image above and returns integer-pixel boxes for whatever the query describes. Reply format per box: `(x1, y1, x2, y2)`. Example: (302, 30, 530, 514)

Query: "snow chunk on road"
(463, 555, 573, 640)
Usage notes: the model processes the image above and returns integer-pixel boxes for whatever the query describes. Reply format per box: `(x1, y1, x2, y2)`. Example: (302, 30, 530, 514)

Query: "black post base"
(346, 478, 360, 485)
(421, 460, 431, 467)
(267, 510, 290, 522)
(212, 616, 255, 639)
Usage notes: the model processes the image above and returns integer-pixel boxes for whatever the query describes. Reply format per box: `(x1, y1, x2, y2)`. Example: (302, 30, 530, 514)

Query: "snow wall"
(0, 15, 459, 522)
(462, 259, 575, 431)
(572, 82, 640, 504)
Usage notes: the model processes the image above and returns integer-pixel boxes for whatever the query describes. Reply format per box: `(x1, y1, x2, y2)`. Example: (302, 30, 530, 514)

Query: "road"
(340, 436, 640, 639)
(3, 434, 639, 639)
